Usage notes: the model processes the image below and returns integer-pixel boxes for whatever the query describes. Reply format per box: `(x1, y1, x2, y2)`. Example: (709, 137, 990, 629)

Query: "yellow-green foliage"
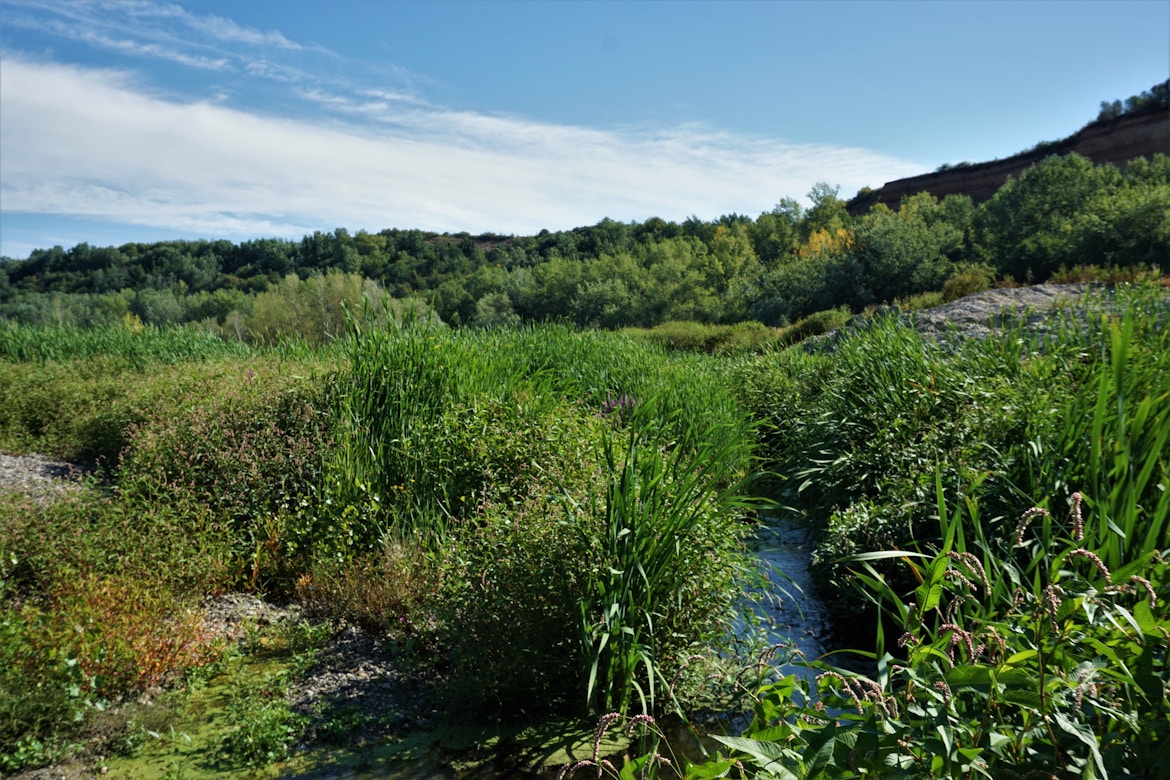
(627, 320, 780, 354)
(238, 270, 436, 345)
(0, 353, 331, 469)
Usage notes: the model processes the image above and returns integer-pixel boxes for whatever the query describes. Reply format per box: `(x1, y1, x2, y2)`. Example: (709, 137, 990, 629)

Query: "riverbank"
(4, 281, 1165, 778)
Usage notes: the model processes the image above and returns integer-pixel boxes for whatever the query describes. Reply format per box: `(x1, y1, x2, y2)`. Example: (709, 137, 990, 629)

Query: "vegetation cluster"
(0, 318, 761, 773)
(2, 152, 1167, 339)
(695, 285, 1169, 777)
(2, 278, 1166, 777)
(1095, 79, 1170, 122)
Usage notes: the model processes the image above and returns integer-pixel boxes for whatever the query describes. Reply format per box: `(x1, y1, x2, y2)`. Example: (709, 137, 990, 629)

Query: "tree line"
(1, 152, 1167, 337)
(1096, 78, 1169, 122)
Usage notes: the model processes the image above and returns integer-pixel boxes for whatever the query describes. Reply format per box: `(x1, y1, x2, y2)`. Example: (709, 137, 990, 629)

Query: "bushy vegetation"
(731, 285, 1169, 621)
(0, 93, 1166, 772)
(323, 322, 758, 717)
(0, 318, 761, 770)
(2, 276, 1167, 776)
(667, 282, 1170, 778)
(691, 485, 1168, 778)
(1096, 78, 1169, 121)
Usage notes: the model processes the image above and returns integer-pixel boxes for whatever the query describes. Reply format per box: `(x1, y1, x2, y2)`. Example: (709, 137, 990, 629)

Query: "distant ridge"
(849, 104, 1170, 214)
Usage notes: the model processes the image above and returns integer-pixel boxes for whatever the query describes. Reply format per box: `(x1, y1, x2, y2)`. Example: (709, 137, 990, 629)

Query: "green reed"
(576, 397, 758, 716)
(0, 321, 258, 367)
(327, 320, 751, 546)
(689, 283, 1170, 778)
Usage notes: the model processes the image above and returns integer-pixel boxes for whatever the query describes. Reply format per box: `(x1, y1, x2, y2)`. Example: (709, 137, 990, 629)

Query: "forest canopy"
(2, 151, 1167, 339)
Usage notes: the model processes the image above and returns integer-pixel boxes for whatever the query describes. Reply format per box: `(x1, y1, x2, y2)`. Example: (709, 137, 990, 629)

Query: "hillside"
(851, 98, 1170, 213)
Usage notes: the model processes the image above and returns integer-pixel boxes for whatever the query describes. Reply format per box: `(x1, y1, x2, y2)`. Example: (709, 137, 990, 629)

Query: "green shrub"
(894, 289, 945, 311)
(436, 395, 757, 720)
(628, 320, 779, 355)
(941, 262, 995, 301)
(733, 283, 1169, 625)
(0, 491, 234, 770)
(115, 359, 333, 585)
(776, 305, 852, 345)
(436, 488, 593, 719)
(1048, 263, 1164, 285)
(323, 322, 758, 718)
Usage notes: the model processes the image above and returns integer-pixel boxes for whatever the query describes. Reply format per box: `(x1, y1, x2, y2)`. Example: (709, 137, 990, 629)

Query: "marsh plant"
(2, 283, 1164, 775)
(729, 283, 1170, 628)
(689, 486, 1168, 778)
(575, 400, 759, 716)
(558, 712, 676, 780)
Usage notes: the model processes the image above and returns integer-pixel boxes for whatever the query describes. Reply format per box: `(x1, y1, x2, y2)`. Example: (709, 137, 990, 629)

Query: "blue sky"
(1, 0, 1167, 260)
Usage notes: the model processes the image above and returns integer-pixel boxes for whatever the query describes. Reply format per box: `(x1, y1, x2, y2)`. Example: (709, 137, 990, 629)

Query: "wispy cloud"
(4, 0, 304, 50)
(0, 0, 427, 113)
(77, 29, 230, 70)
(180, 8, 304, 50)
(0, 55, 922, 255)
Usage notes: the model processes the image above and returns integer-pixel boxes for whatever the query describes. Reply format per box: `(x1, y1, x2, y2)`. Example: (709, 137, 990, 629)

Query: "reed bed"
(689, 281, 1170, 778)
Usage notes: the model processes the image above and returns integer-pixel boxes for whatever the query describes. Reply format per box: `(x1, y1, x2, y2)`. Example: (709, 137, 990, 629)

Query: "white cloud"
(78, 30, 231, 70)
(1, 0, 315, 76)
(0, 56, 923, 251)
(180, 9, 303, 50)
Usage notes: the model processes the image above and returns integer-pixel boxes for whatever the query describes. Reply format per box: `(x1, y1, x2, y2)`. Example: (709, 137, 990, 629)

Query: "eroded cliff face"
(850, 108, 1170, 213)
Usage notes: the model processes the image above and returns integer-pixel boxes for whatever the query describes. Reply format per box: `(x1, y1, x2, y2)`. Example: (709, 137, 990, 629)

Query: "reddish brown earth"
(850, 108, 1170, 212)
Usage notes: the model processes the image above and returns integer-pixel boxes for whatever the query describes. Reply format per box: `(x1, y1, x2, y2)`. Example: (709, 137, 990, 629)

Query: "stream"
(744, 515, 869, 678)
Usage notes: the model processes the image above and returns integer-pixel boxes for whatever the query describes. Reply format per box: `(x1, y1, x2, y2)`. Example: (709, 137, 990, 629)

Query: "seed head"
(1068, 548, 1112, 583)
(1070, 492, 1084, 541)
(1014, 507, 1050, 547)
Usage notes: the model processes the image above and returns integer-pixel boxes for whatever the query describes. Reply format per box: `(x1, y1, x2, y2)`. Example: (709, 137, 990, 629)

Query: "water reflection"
(745, 517, 829, 671)
(742, 515, 872, 679)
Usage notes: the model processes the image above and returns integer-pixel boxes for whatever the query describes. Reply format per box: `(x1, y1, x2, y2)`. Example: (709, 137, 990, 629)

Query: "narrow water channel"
(743, 515, 871, 677)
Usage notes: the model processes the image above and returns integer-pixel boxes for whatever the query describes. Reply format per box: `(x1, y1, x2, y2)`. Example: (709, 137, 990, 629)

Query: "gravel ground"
(0, 452, 95, 505)
(908, 282, 1094, 342)
(804, 282, 1104, 351)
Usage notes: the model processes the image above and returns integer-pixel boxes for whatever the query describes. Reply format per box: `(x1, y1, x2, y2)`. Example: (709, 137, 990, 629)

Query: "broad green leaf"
(1001, 688, 1044, 709)
(997, 667, 1039, 688)
(1005, 650, 1038, 665)
(837, 549, 930, 563)
(710, 735, 800, 780)
(1054, 712, 1107, 779)
(803, 720, 837, 777)
(956, 746, 983, 762)
(937, 724, 953, 756)
(945, 665, 993, 687)
(684, 757, 741, 780)
(1133, 597, 1158, 636)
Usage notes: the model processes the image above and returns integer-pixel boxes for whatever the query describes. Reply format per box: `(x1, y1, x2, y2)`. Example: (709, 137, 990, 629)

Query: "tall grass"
(700, 481, 1168, 778)
(323, 320, 761, 718)
(0, 320, 258, 367)
(1049, 301, 1170, 571)
(327, 321, 752, 545)
(691, 281, 1170, 777)
(728, 282, 1169, 623)
(576, 399, 759, 715)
